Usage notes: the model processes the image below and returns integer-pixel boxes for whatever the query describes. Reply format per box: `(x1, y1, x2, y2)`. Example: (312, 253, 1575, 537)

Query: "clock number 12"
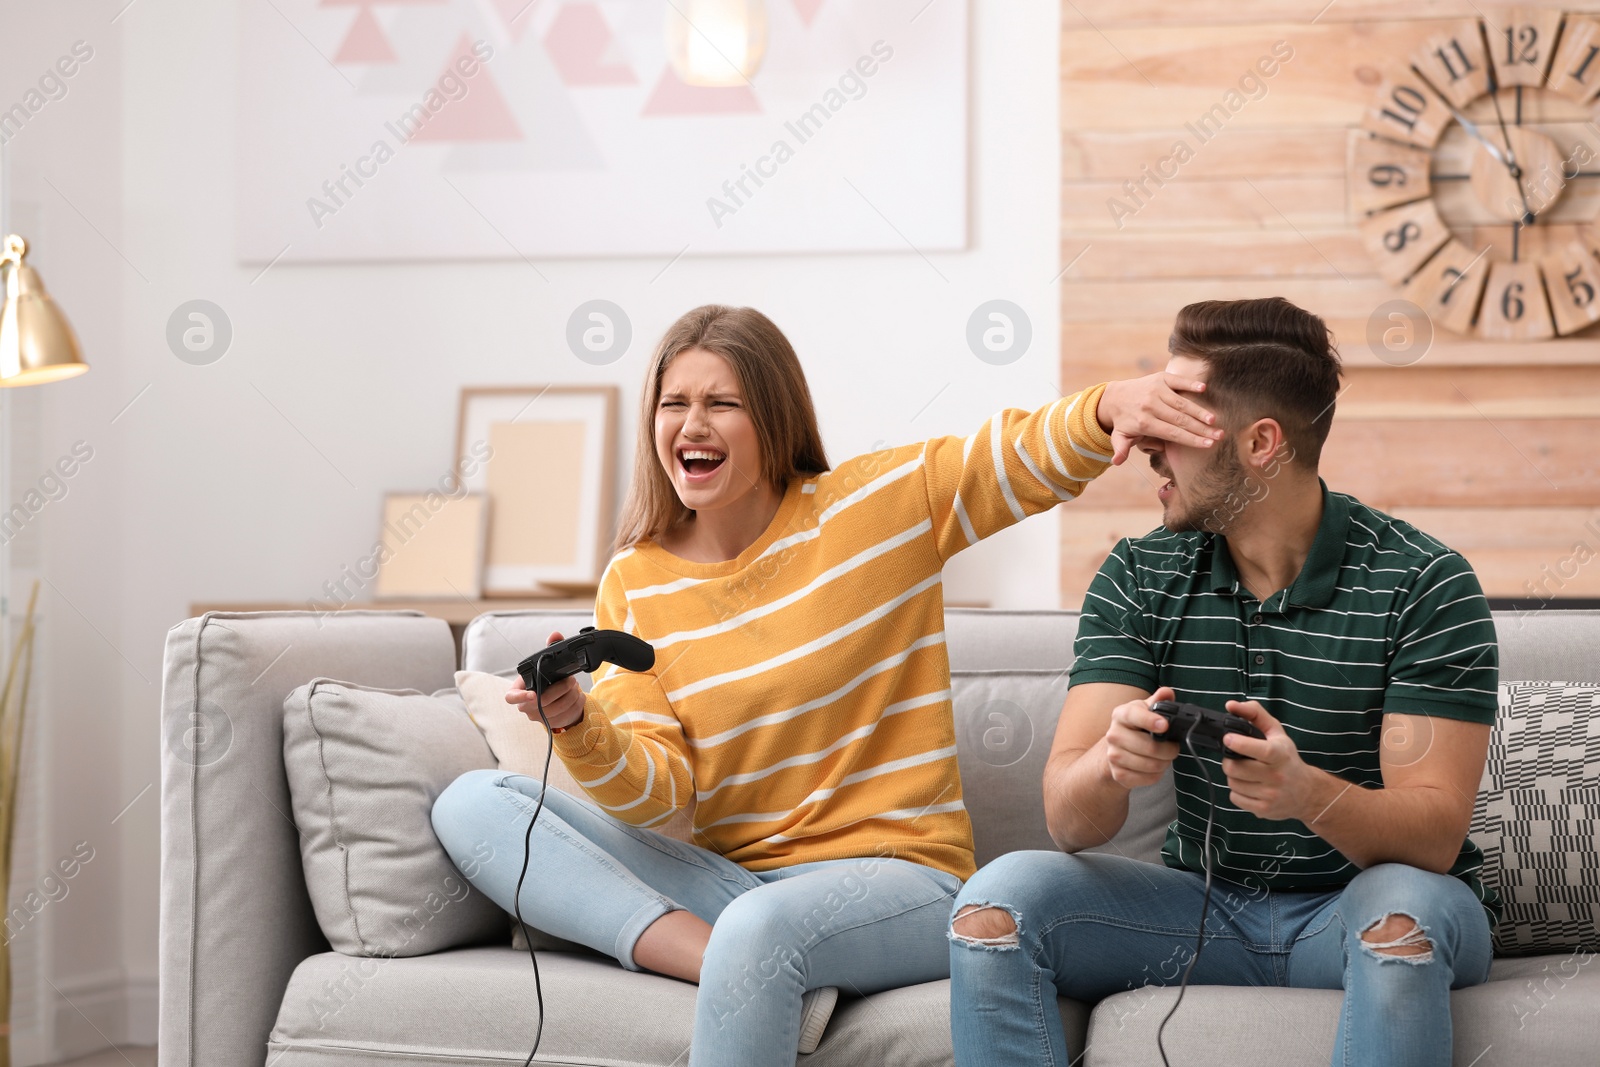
(1503, 25, 1539, 66)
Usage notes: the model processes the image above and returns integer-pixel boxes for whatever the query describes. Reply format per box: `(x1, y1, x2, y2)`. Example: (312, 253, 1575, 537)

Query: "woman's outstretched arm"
(921, 372, 1216, 561)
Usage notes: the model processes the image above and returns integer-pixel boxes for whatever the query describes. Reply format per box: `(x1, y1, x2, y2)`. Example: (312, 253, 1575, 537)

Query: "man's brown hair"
(1168, 297, 1342, 466)
(615, 305, 830, 551)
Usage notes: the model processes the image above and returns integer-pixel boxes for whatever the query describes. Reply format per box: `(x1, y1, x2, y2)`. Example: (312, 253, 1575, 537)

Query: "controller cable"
(1156, 723, 1219, 1067)
(512, 650, 556, 1067)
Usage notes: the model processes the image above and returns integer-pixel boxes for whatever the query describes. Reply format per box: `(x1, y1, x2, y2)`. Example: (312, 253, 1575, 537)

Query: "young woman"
(432, 305, 1217, 1065)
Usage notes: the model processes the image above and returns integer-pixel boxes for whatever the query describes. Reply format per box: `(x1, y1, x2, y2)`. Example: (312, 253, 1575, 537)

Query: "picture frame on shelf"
(455, 385, 617, 596)
(373, 491, 490, 600)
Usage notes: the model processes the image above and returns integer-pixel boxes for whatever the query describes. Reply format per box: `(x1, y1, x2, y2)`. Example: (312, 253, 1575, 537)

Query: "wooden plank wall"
(1060, 1, 1600, 608)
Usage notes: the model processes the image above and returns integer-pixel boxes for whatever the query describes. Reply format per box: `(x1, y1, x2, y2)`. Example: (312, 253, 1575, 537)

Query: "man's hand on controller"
(1219, 700, 1318, 821)
(505, 630, 586, 731)
(1103, 686, 1182, 789)
(1097, 371, 1224, 466)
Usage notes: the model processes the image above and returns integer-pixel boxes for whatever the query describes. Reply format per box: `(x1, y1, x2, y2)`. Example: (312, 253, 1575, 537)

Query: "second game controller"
(1145, 699, 1265, 758)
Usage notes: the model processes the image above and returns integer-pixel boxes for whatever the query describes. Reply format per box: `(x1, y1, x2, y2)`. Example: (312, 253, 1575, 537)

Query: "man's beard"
(1157, 445, 1251, 535)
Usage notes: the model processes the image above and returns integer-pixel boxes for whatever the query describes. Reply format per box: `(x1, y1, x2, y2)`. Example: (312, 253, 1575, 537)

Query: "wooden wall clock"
(1354, 9, 1600, 340)
(1060, 4, 1600, 609)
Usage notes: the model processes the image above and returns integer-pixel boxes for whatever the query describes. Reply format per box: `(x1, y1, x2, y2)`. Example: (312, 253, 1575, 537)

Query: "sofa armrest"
(159, 611, 457, 1067)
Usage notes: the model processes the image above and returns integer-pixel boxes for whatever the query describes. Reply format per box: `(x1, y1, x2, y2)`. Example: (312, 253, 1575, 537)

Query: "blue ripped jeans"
(948, 852, 1493, 1067)
(431, 769, 963, 1067)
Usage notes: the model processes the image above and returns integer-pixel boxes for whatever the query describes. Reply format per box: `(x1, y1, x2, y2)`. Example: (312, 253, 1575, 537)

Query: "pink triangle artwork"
(408, 34, 523, 142)
(544, 3, 636, 86)
(793, 0, 825, 27)
(642, 67, 760, 116)
(321, 0, 448, 65)
(332, 5, 396, 64)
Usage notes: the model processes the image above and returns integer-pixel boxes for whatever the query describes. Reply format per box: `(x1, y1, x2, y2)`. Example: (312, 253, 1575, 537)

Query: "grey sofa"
(159, 607, 1600, 1067)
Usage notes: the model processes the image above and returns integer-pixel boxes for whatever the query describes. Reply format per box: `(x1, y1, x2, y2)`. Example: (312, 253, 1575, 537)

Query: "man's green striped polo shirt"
(1069, 482, 1500, 922)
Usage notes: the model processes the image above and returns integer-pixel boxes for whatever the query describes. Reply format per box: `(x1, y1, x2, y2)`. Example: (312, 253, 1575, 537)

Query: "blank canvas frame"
(455, 385, 617, 595)
(373, 492, 489, 600)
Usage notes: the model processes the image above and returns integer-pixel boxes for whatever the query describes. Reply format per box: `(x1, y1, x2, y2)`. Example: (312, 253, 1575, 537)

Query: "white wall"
(5, 0, 1062, 1056)
(0, 1, 131, 1059)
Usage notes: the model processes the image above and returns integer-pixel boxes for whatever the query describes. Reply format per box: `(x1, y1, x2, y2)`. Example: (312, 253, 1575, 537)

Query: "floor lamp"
(0, 229, 87, 1066)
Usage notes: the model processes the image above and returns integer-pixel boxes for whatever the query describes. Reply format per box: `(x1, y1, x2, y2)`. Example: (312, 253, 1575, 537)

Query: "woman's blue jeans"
(431, 769, 962, 1066)
(948, 851, 1493, 1067)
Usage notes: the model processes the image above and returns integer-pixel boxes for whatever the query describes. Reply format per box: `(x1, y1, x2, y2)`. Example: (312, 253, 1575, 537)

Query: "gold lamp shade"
(0, 235, 86, 387)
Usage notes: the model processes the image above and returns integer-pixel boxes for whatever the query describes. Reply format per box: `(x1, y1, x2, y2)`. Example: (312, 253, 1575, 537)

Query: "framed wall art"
(373, 491, 490, 600)
(455, 385, 617, 595)
(235, 0, 968, 260)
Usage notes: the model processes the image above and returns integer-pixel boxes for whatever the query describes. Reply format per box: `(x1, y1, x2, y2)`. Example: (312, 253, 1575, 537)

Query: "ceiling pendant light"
(666, 0, 767, 87)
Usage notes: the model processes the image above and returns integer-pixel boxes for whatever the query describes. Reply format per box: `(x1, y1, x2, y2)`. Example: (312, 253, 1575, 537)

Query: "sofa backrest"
(461, 608, 1600, 865)
(1491, 608, 1600, 681)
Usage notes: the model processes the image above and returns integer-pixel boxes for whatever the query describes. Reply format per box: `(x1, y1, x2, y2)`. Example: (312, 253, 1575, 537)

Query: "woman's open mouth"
(678, 447, 727, 482)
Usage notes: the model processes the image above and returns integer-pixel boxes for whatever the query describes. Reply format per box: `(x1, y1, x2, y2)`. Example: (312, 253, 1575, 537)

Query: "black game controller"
(1146, 699, 1265, 759)
(517, 626, 656, 693)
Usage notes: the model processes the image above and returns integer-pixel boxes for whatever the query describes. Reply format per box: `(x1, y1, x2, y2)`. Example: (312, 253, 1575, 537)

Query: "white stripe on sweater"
(688, 639, 949, 749)
(651, 519, 933, 650)
(695, 690, 948, 802)
(666, 574, 943, 702)
(701, 746, 959, 830)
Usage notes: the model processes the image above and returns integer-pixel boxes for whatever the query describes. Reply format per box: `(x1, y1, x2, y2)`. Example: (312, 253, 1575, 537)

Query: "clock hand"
(1438, 97, 1516, 168)
(1438, 96, 1539, 223)
(1487, 69, 1518, 157)
(1511, 178, 1538, 226)
(1480, 83, 1540, 225)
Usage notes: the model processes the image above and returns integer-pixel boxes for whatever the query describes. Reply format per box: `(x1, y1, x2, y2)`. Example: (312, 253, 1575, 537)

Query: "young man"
(947, 297, 1499, 1067)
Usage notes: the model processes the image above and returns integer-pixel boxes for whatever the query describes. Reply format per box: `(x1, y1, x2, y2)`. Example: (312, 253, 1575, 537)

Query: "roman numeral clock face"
(1354, 10, 1600, 339)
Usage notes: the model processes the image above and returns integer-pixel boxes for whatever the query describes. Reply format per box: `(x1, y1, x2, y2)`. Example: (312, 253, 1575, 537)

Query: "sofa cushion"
(952, 669, 1174, 867)
(1082, 960, 1600, 1067)
(1472, 681, 1600, 956)
(268, 946, 1093, 1067)
(281, 679, 507, 957)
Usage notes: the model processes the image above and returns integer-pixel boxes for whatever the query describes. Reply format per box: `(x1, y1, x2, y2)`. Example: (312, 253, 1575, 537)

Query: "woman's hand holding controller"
(1103, 686, 1181, 790)
(504, 631, 587, 731)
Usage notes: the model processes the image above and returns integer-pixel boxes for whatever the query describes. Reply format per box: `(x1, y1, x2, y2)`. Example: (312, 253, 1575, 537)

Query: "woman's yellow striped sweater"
(552, 385, 1114, 879)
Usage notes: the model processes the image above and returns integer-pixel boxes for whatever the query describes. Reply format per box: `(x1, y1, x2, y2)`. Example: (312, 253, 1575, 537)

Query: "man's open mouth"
(678, 447, 726, 476)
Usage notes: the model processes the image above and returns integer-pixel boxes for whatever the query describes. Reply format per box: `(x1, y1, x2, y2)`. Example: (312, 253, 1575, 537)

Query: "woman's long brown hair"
(614, 305, 830, 552)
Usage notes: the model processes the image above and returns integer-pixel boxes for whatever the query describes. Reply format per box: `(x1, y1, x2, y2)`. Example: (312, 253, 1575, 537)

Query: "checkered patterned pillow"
(1470, 682, 1600, 956)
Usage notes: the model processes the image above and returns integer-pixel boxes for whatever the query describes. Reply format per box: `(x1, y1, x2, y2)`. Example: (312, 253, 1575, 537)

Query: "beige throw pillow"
(281, 680, 508, 957)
